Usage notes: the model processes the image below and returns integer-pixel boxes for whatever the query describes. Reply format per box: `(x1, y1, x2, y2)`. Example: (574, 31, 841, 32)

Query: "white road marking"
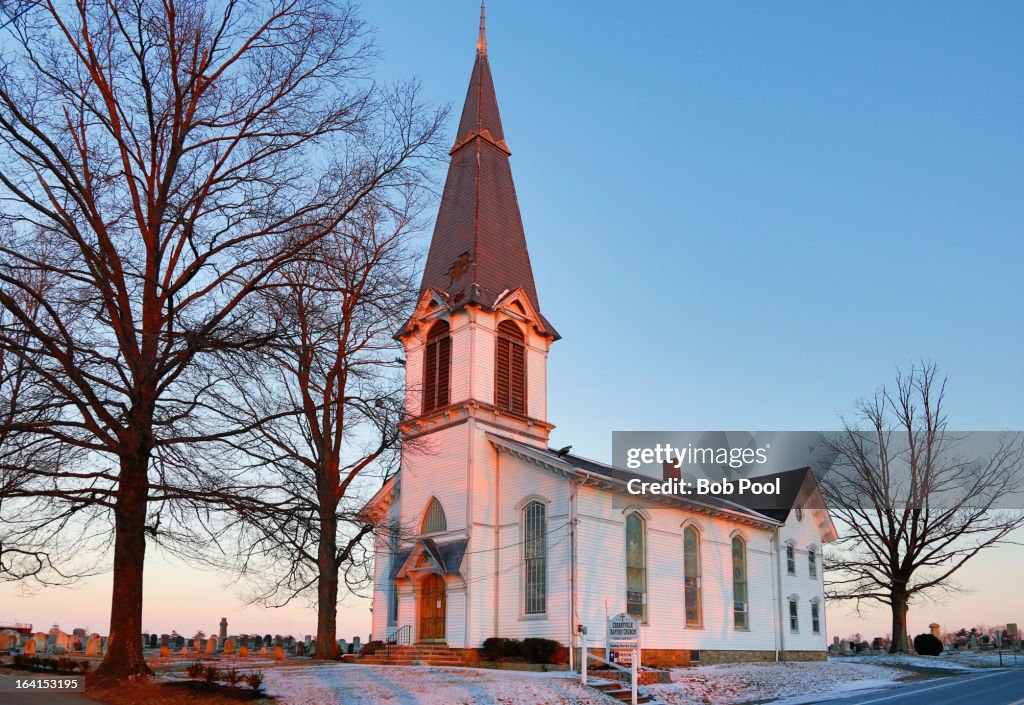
(848, 670, 1010, 704)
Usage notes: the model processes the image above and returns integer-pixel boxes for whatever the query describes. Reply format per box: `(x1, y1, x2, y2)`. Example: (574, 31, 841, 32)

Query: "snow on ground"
(262, 663, 612, 705)
(646, 661, 910, 705)
(838, 650, 1019, 671)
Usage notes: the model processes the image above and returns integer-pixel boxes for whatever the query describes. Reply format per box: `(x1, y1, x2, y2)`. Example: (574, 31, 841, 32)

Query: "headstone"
(239, 645, 249, 658)
(181, 646, 188, 655)
(274, 634, 283, 647)
(34, 633, 47, 653)
(223, 639, 236, 655)
(352, 636, 361, 653)
(219, 618, 228, 641)
(839, 638, 851, 655)
(161, 634, 170, 647)
(260, 646, 267, 655)
(24, 639, 36, 656)
(263, 634, 272, 647)
(149, 634, 158, 649)
(929, 623, 941, 638)
(970, 633, 978, 650)
(160, 645, 170, 658)
(194, 638, 204, 652)
(85, 637, 102, 657)
(273, 646, 284, 660)
(295, 642, 305, 657)
(0, 633, 17, 652)
(337, 639, 347, 655)
(206, 637, 217, 654)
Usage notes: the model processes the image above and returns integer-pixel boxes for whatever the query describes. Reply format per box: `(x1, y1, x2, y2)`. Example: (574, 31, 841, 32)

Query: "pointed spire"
(404, 3, 558, 340)
(477, 2, 487, 56)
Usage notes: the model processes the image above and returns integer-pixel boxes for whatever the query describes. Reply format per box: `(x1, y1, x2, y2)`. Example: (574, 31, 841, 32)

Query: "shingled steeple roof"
(413, 4, 557, 338)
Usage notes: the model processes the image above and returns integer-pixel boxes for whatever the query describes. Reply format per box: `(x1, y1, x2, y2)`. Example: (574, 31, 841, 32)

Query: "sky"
(3, 1, 1023, 645)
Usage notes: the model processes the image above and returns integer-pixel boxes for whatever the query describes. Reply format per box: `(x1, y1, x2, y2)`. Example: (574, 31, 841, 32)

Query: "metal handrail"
(385, 624, 411, 657)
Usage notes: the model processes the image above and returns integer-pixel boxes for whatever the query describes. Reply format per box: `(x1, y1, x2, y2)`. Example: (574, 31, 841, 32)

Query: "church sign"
(607, 612, 639, 649)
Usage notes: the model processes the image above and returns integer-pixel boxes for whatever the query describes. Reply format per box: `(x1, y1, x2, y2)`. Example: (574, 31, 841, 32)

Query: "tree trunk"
(888, 590, 910, 654)
(92, 449, 153, 681)
(314, 510, 340, 660)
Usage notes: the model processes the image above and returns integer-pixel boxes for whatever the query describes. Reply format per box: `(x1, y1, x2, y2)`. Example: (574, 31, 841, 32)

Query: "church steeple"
(413, 6, 557, 339)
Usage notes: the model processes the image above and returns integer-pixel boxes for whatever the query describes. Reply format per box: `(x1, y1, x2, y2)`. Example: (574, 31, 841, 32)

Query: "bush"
(481, 637, 523, 661)
(914, 633, 943, 656)
(202, 665, 221, 683)
(185, 661, 206, 679)
(361, 640, 384, 656)
(245, 670, 264, 692)
(522, 638, 561, 664)
(224, 667, 242, 688)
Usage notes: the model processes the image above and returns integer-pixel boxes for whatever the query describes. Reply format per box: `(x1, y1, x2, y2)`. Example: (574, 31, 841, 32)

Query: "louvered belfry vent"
(423, 320, 451, 414)
(495, 320, 526, 415)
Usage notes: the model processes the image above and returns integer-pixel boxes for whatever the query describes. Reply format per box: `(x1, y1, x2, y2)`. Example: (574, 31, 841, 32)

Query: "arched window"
(808, 546, 817, 578)
(810, 598, 821, 634)
(422, 320, 451, 414)
(421, 497, 447, 535)
(683, 526, 702, 627)
(625, 513, 647, 620)
(788, 596, 800, 632)
(733, 536, 748, 629)
(495, 320, 526, 415)
(786, 542, 796, 575)
(387, 529, 400, 624)
(523, 502, 547, 615)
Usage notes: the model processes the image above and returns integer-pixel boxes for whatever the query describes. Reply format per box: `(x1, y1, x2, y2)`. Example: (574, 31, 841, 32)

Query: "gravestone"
(295, 642, 305, 657)
(181, 647, 188, 655)
(149, 634, 158, 649)
(219, 618, 228, 641)
(206, 637, 217, 654)
(85, 637, 102, 657)
(274, 635, 283, 647)
(263, 634, 272, 647)
(161, 634, 170, 648)
(160, 645, 170, 658)
(352, 636, 361, 653)
(34, 633, 47, 653)
(24, 639, 36, 656)
(223, 639, 235, 655)
(0, 633, 17, 652)
(970, 633, 978, 650)
(273, 646, 284, 660)
(839, 638, 851, 655)
(337, 639, 346, 655)
(260, 646, 267, 655)
(239, 645, 249, 658)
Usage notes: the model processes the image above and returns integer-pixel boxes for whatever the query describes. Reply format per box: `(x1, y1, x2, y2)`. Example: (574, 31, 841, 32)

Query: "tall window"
(789, 597, 799, 632)
(495, 320, 526, 415)
(786, 543, 796, 575)
(387, 531, 400, 624)
(626, 513, 647, 620)
(422, 498, 447, 535)
(422, 320, 451, 414)
(732, 536, 749, 629)
(808, 546, 817, 578)
(524, 502, 547, 615)
(811, 599, 821, 634)
(683, 526, 702, 626)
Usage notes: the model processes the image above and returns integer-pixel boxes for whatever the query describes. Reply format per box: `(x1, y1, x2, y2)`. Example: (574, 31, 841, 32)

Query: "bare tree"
(219, 193, 428, 659)
(0, 0, 440, 680)
(820, 363, 1024, 653)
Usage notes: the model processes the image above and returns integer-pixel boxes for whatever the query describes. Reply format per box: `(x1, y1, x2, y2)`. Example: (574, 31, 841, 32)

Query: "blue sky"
(361, 1, 1024, 462)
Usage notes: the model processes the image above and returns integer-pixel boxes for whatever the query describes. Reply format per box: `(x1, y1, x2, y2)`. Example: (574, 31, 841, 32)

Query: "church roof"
(488, 434, 786, 529)
(410, 5, 557, 339)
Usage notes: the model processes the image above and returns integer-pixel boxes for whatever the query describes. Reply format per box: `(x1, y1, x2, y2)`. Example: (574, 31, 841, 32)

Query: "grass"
(88, 679, 276, 705)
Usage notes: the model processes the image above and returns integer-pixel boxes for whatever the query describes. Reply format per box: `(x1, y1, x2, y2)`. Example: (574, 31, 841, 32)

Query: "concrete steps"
(358, 643, 468, 667)
(591, 680, 656, 704)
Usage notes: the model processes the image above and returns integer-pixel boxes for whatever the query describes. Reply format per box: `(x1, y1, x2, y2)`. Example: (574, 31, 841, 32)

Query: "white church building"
(361, 11, 837, 666)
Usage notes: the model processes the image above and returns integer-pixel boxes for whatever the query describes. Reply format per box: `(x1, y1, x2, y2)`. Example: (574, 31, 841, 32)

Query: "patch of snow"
(646, 661, 909, 705)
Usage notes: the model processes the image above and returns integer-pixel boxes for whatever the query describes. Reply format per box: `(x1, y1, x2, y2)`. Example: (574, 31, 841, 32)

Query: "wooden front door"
(418, 573, 446, 642)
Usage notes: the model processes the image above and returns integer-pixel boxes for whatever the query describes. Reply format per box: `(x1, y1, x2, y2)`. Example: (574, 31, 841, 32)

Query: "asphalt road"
(0, 673, 100, 705)
(818, 667, 1024, 705)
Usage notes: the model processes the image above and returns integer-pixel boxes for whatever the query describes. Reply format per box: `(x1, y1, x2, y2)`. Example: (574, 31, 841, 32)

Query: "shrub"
(360, 640, 384, 656)
(522, 638, 561, 664)
(202, 665, 221, 683)
(185, 661, 206, 679)
(223, 667, 242, 688)
(914, 633, 943, 656)
(481, 637, 522, 661)
(245, 670, 264, 692)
